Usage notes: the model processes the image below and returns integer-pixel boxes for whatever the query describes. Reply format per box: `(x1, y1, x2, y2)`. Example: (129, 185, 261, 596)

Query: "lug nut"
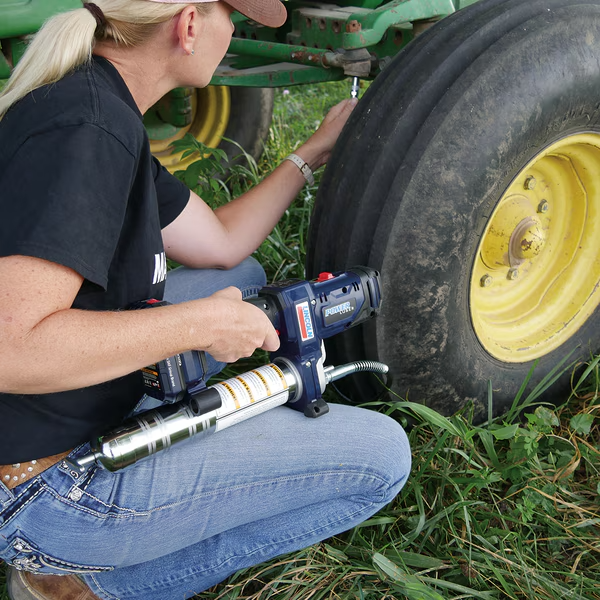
(537, 200, 549, 213)
(507, 268, 519, 280)
(524, 176, 537, 191)
(480, 274, 493, 288)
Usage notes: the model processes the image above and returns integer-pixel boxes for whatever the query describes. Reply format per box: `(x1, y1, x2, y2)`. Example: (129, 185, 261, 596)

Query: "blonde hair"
(0, 1, 211, 120)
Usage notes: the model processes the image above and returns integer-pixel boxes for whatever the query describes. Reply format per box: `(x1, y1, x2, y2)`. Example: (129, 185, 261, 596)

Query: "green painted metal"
(343, 0, 456, 49)
(369, 23, 414, 65)
(0, 37, 28, 81)
(285, 10, 415, 59)
(212, 62, 345, 87)
(287, 8, 364, 51)
(147, 87, 194, 135)
(0, 51, 10, 79)
(0, 0, 482, 90)
(208, 37, 342, 86)
(227, 39, 334, 69)
(0, 0, 82, 38)
(333, 0, 386, 7)
(217, 29, 416, 87)
(9, 38, 28, 64)
(144, 106, 181, 141)
(454, 0, 481, 7)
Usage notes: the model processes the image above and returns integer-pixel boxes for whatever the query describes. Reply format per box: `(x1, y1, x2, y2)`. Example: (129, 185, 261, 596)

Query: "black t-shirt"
(0, 56, 190, 462)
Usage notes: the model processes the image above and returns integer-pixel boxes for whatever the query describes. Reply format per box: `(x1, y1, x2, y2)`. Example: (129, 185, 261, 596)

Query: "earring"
(191, 49, 195, 56)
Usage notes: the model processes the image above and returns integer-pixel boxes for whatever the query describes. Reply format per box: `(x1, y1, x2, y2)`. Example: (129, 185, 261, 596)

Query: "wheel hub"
(471, 133, 600, 362)
(146, 86, 231, 172)
(480, 195, 546, 270)
(510, 216, 545, 263)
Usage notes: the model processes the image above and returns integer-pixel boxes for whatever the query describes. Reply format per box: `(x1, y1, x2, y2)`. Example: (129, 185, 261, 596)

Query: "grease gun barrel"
(73, 360, 300, 472)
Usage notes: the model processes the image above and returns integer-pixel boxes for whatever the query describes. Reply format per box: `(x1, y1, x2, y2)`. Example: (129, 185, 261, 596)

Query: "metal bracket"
(304, 398, 330, 418)
(343, 0, 455, 48)
(324, 48, 373, 77)
(214, 39, 374, 86)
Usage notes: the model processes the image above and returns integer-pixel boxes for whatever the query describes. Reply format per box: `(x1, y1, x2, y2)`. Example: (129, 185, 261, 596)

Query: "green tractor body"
(0, 0, 477, 87)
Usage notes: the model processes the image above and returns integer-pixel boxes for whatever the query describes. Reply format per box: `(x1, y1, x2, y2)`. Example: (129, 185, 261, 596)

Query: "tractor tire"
(149, 86, 274, 172)
(306, 0, 600, 420)
(219, 86, 275, 166)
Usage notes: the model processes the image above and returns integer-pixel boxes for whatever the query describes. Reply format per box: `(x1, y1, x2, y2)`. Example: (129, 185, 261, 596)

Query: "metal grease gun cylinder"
(74, 360, 300, 472)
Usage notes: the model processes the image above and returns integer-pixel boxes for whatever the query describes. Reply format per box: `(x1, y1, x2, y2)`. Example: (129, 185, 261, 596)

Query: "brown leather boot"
(7, 566, 102, 600)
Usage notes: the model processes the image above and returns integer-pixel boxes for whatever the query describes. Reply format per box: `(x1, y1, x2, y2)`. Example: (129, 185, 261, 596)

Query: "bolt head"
(480, 274, 493, 288)
(346, 19, 361, 33)
(507, 268, 519, 280)
(524, 176, 537, 191)
(537, 200, 549, 213)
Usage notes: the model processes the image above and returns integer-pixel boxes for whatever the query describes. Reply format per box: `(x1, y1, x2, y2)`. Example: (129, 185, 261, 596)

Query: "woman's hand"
(192, 287, 280, 364)
(296, 98, 358, 171)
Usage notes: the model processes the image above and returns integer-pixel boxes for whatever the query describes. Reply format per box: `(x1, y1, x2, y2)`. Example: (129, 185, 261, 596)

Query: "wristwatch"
(285, 153, 315, 186)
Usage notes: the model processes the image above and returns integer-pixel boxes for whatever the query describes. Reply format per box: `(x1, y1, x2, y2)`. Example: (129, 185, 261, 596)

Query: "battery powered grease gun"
(68, 267, 388, 474)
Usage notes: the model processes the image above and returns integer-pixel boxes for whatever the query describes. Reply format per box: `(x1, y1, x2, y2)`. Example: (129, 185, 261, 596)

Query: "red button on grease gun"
(69, 267, 388, 473)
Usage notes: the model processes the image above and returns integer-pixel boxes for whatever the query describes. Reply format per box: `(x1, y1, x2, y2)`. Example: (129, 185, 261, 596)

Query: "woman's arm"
(0, 255, 279, 394)
(162, 99, 356, 269)
(0, 101, 354, 394)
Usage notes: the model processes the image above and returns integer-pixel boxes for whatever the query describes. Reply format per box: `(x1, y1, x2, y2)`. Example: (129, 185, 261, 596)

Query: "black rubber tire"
(306, 0, 600, 419)
(221, 87, 274, 164)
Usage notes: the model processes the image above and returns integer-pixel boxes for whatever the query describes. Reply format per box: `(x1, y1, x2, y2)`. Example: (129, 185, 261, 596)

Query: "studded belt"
(0, 450, 73, 490)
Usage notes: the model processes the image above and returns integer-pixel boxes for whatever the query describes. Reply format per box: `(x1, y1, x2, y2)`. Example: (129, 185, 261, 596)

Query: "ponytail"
(0, 9, 96, 119)
(0, 0, 212, 120)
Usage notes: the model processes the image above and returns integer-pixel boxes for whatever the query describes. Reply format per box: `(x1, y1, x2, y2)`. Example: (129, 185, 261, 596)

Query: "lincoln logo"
(296, 302, 314, 341)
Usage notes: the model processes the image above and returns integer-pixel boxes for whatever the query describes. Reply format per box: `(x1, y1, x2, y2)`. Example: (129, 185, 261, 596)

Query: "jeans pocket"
(3, 533, 114, 575)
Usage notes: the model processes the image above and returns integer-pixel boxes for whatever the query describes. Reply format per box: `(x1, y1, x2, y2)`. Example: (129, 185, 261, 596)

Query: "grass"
(2, 80, 599, 599)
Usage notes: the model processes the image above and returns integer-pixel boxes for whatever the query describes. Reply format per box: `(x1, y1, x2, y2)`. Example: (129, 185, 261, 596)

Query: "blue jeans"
(0, 259, 411, 600)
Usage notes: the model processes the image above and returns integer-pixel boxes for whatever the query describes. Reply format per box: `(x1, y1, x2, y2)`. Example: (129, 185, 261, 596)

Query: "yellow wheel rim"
(149, 86, 231, 173)
(471, 133, 600, 362)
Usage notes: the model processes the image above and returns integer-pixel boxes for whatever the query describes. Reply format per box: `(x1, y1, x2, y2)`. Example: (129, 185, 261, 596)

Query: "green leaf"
(384, 551, 446, 570)
(373, 554, 445, 600)
(533, 406, 560, 428)
(573, 518, 600, 528)
(323, 543, 348, 563)
(180, 149, 197, 160)
(477, 429, 501, 469)
(193, 158, 215, 174)
(419, 576, 497, 599)
(571, 354, 600, 395)
(390, 401, 463, 437)
(373, 553, 413, 583)
(183, 160, 204, 189)
(212, 147, 229, 162)
(353, 516, 396, 528)
(490, 423, 519, 440)
(570, 413, 595, 436)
